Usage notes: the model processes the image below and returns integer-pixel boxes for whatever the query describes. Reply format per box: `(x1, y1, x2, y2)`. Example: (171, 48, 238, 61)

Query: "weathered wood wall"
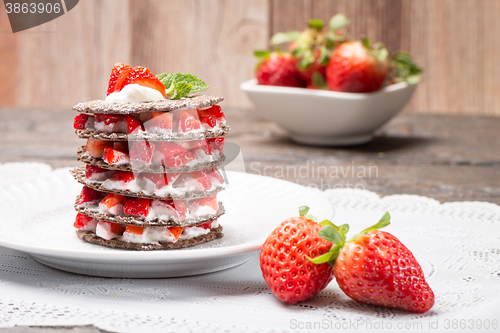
(0, 0, 498, 115)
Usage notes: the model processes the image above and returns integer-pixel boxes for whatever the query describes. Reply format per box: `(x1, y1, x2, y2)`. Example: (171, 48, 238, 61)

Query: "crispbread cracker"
(73, 95, 223, 114)
(77, 226, 223, 251)
(75, 199, 225, 227)
(76, 146, 226, 173)
(71, 166, 225, 200)
(75, 125, 229, 142)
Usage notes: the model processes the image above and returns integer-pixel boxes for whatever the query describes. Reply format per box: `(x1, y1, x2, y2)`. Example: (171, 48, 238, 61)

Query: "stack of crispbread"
(71, 66, 229, 251)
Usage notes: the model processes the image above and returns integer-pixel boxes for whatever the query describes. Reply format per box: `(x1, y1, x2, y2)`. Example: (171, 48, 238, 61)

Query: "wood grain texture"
(129, 0, 268, 108)
(405, 0, 499, 115)
(0, 0, 499, 115)
(8, 0, 132, 108)
(0, 3, 17, 106)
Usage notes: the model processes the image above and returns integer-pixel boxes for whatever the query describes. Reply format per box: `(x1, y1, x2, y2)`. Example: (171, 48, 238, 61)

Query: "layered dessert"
(71, 64, 228, 250)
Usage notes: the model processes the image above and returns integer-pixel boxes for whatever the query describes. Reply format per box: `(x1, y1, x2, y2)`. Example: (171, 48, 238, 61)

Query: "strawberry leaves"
(391, 52, 423, 84)
(270, 31, 301, 46)
(327, 13, 349, 45)
(308, 211, 391, 267)
(156, 73, 209, 100)
(298, 205, 317, 221)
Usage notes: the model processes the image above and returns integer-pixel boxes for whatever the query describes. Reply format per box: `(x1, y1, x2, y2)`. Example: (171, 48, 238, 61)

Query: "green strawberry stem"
(307, 211, 391, 267)
(298, 206, 317, 221)
(349, 212, 390, 242)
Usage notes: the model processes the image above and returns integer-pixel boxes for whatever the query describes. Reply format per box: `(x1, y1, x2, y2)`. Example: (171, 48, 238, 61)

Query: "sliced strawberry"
(191, 144, 212, 161)
(94, 114, 127, 133)
(206, 168, 225, 185)
(113, 141, 129, 153)
(108, 171, 135, 184)
(96, 221, 126, 240)
(85, 165, 114, 181)
(176, 109, 201, 133)
(74, 114, 94, 130)
(107, 63, 133, 96)
(150, 227, 179, 243)
(188, 196, 218, 214)
(176, 140, 212, 161)
(99, 193, 128, 215)
(85, 138, 114, 158)
(171, 200, 188, 219)
(169, 227, 183, 240)
(102, 147, 130, 165)
(152, 200, 188, 220)
(77, 186, 105, 207)
(198, 105, 225, 123)
(197, 111, 216, 129)
(192, 221, 213, 230)
(138, 112, 152, 123)
(123, 66, 166, 97)
(152, 142, 195, 168)
(129, 140, 155, 165)
(151, 200, 188, 220)
(151, 200, 178, 219)
(124, 225, 146, 235)
(173, 171, 211, 190)
(147, 112, 173, 133)
(207, 137, 224, 158)
(140, 172, 179, 190)
(124, 198, 150, 217)
(126, 115, 144, 134)
(73, 213, 99, 231)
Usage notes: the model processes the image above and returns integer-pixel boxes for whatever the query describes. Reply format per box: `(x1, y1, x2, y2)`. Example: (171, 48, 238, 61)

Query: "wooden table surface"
(0, 107, 499, 332)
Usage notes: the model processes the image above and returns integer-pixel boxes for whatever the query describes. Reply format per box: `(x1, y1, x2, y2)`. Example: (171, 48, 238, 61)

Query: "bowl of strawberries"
(241, 15, 421, 146)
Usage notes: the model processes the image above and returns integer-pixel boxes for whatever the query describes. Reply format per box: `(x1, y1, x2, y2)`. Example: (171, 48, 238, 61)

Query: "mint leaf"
(156, 73, 209, 100)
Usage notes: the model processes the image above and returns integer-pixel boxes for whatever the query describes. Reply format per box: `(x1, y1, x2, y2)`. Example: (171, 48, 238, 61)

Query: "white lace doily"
(1, 163, 499, 333)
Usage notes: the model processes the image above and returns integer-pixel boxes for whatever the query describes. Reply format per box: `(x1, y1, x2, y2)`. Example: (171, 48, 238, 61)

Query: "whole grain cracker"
(73, 95, 224, 114)
(76, 146, 226, 173)
(76, 226, 223, 251)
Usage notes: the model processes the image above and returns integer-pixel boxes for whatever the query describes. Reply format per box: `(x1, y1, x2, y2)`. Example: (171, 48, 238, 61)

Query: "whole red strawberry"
(326, 39, 388, 92)
(260, 206, 335, 304)
(316, 212, 434, 313)
(255, 52, 306, 88)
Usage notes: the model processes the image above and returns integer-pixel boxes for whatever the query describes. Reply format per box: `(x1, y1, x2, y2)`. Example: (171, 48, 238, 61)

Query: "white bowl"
(240, 79, 417, 146)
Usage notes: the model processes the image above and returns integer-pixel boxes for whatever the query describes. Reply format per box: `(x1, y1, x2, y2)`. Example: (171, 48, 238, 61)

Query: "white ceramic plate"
(240, 79, 417, 146)
(0, 170, 334, 278)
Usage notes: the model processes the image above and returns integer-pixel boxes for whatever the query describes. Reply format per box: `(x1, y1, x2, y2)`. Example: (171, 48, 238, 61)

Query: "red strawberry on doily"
(329, 212, 434, 313)
(260, 208, 435, 312)
(260, 206, 335, 304)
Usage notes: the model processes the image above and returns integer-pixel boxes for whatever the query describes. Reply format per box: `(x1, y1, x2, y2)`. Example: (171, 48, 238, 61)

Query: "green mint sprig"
(156, 73, 209, 100)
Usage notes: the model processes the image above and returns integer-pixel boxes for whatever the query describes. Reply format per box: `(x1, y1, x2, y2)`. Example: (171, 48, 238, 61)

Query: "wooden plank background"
(0, 0, 498, 115)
